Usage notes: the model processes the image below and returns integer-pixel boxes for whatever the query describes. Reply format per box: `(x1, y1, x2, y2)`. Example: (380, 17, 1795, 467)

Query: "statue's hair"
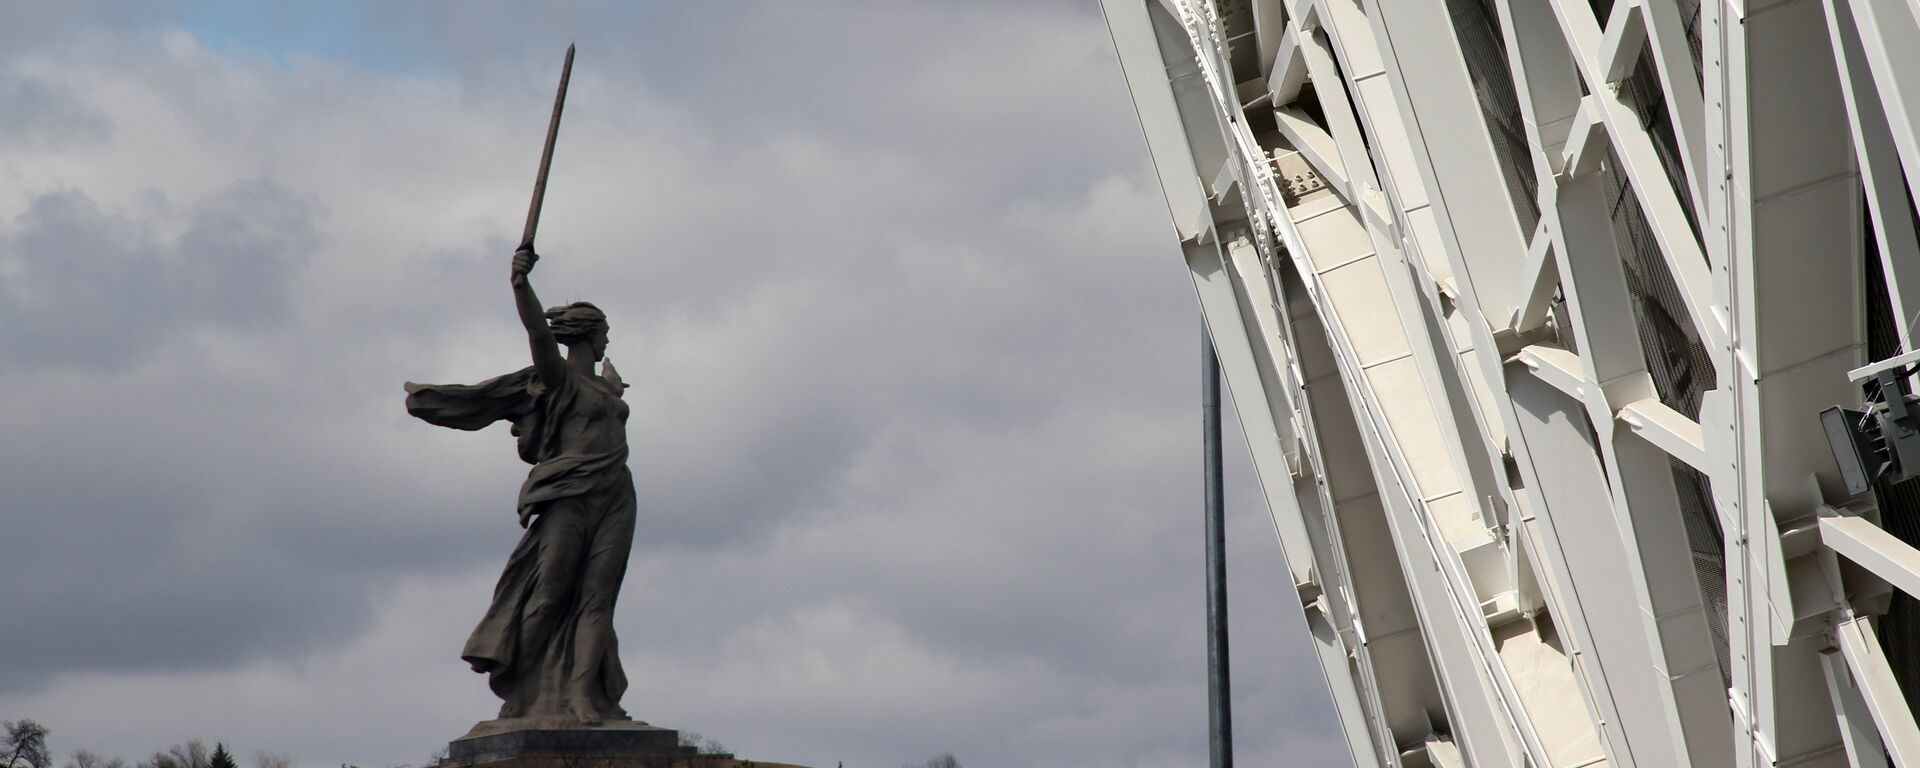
(544, 301, 608, 346)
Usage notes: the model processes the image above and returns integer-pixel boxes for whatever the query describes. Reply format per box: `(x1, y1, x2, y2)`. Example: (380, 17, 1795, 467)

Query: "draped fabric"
(405, 365, 634, 720)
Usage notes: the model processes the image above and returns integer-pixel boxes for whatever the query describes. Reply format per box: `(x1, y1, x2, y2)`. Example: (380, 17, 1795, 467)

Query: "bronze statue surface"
(405, 248, 636, 724)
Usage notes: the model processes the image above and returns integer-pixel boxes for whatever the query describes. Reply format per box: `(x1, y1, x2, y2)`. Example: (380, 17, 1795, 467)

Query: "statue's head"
(545, 301, 609, 360)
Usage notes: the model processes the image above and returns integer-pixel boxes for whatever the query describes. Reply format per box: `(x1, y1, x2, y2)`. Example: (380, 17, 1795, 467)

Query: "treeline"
(11, 718, 962, 768)
(5, 721, 292, 768)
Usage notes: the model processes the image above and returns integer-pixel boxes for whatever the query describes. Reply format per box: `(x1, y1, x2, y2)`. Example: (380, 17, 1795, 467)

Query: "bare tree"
(138, 740, 209, 768)
(697, 736, 729, 757)
(671, 732, 729, 756)
(66, 752, 128, 768)
(249, 753, 291, 768)
(903, 755, 960, 768)
(2, 721, 50, 768)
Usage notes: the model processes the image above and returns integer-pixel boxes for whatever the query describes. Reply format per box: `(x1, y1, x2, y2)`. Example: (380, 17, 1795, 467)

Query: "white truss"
(1102, 0, 1920, 765)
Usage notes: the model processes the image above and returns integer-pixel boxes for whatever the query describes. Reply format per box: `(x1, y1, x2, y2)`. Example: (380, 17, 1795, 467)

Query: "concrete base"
(441, 719, 810, 768)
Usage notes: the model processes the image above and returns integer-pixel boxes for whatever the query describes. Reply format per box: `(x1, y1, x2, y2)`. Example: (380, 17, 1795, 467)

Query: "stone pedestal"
(448, 718, 689, 764)
(441, 718, 808, 768)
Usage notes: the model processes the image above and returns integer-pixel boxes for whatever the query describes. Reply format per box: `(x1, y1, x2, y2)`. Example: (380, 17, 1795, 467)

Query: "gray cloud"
(0, 180, 317, 368)
(0, 2, 182, 59)
(0, 3, 1346, 767)
(0, 76, 111, 150)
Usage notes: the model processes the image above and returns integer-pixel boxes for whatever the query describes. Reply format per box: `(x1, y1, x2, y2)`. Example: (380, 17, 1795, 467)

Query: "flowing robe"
(405, 365, 634, 720)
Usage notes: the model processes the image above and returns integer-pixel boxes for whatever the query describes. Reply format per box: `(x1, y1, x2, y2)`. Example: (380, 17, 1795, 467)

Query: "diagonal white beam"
(1510, 220, 1558, 333)
(1513, 345, 1586, 402)
(1272, 106, 1355, 203)
(1834, 614, 1920, 766)
(1270, 24, 1308, 106)
(1599, 0, 1649, 84)
(1824, 646, 1895, 768)
(1849, 0, 1920, 222)
(1494, 5, 1734, 765)
(1545, 0, 1726, 357)
(1827, 0, 1920, 352)
(1617, 398, 1709, 474)
(1638, 0, 1710, 221)
(1099, 0, 1216, 242)
(1562, 96, 1609, 179)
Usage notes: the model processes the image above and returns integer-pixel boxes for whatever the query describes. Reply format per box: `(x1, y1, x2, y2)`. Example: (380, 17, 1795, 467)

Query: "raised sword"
(514, 43, 574, 288)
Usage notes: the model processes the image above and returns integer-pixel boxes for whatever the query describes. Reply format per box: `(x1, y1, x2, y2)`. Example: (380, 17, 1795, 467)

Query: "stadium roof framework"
(1101, 0, 1920, 765)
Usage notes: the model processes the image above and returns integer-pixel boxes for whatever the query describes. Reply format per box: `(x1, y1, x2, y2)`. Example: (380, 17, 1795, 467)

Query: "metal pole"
(1204, 325, 1233, 768)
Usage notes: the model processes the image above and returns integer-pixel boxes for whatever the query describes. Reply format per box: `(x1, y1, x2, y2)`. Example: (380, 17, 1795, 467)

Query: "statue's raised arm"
(510, 248, 566, 384)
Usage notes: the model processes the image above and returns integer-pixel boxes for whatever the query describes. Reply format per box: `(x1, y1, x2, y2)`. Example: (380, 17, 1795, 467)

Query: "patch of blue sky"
(180, 0, 431, 75)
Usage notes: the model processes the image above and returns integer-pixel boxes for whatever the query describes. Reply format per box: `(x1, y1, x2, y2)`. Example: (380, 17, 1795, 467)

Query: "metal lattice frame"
(1102, 0, 1920, 765)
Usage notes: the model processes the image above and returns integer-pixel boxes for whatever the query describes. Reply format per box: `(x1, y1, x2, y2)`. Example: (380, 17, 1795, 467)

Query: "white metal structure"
(1102, 0, 1920, 765)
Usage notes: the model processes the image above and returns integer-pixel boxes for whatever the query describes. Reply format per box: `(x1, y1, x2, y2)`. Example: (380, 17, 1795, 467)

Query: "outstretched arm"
(511, 248, 566, 383)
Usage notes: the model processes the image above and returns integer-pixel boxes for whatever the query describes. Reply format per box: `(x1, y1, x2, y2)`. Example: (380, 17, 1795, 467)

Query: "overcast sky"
(0, 3, 1345, 767)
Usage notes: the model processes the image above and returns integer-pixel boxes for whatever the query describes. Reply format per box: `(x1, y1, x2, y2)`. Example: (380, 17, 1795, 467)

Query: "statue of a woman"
(404, 247, 634, 725)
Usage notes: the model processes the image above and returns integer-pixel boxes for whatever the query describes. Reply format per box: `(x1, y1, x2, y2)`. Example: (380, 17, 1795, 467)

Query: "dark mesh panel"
(1672, 460, 1728, 688)
(1444, 0, 1541, 234)
(1594, 0, 1703, 89)
(1601, 146, 1714, 416)
(1678, 0, 1705, 91)
(1866, 207, 1920, 712)
(1589, 0, 1616, 25)
(1600, 145, 1730, 686)
(1619, 42, 1705, 252)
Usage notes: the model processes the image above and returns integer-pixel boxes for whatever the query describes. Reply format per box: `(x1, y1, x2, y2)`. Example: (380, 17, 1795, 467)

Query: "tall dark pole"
(1203, 325, 1233, 768)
